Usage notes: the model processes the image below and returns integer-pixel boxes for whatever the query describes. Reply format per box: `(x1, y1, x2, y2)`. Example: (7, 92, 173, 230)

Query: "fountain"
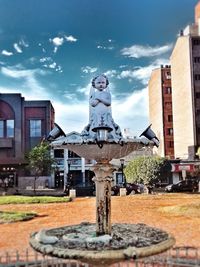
(30, 75, 175, 266)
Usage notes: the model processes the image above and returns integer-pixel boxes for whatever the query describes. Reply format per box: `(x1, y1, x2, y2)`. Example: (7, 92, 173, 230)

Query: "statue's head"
(92, 75, 109, 90)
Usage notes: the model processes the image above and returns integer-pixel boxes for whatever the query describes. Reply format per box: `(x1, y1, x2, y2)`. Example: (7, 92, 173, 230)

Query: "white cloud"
(49, 62, 57, 69)
(53, 100, 88, 134)
(117, 58, 170, 85)
(65, 35, 77, 42)
(1, 66, 46, 79)
(55, 65, 62, 72)
(121, 44, 173, 58)
(50, 35, 77, 53)
(104, 70, 117, 78)
(39, 57, 52, 63)
(112, 87, 149, 135)
(13, 43, 22, 53)
(81, 66, 97, 74)
(1, 50, 13, 56)
(19, 39, 29, 48)
(97, 45, 114, 50)
(76, 83, 91, 96)
(39, 57, 62, 72)
(52, 37, 64, 46)
(1, 66, 49, 100)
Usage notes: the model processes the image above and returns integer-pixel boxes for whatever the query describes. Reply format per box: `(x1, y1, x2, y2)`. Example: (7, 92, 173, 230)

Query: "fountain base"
(30, 222, 175, 266)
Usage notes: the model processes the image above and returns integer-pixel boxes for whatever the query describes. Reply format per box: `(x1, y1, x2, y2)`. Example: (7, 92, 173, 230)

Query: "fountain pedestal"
(92, 162, 113, 235)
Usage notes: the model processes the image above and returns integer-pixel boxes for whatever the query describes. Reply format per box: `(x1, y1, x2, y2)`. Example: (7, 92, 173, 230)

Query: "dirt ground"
(0, 193, 200, 254)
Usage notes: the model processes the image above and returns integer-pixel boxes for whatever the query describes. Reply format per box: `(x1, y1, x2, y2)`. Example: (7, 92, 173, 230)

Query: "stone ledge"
(30, 223, 175, 266)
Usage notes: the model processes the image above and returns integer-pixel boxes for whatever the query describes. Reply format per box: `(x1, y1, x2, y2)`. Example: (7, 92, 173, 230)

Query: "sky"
(0, 0, 198, 137)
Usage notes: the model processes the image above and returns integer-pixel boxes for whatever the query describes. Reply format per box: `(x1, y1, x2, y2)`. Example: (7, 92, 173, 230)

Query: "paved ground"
(0, 193, 199, 254)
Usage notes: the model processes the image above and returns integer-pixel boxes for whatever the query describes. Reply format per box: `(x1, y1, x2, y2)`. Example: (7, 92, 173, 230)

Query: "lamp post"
(67, 158, 72, 188)
(120, 158, 126, 187)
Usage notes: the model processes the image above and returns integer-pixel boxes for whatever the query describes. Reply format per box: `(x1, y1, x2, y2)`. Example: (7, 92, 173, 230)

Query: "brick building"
(148, 65, 174, 159)
(0, 93, 54, 187)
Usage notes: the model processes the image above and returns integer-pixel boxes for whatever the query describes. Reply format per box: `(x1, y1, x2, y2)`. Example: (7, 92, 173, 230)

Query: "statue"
(81, 74, 123, 143)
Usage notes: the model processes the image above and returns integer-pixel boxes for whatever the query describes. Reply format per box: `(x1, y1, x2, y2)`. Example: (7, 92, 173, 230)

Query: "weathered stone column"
(92, 162, 113, 236)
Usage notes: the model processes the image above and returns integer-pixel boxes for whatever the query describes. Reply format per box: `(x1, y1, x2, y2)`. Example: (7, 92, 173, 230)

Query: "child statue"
(81, 74, 122, 143)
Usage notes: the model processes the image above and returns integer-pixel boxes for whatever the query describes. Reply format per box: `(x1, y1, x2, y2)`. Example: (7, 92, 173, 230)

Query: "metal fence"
(0, 247, 199, 267)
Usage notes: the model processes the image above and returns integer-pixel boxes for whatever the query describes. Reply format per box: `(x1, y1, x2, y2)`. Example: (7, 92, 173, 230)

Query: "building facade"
(148, 65, 174, 159)
(0, 93, 54, 187)
(170, 1, 200, 160)
(149, 1, 200, 161)
(52, 147, 95, 193)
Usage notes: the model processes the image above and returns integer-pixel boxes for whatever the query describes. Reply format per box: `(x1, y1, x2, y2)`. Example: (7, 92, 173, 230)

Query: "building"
(170, 0, 200, 160)
(53, 147, 95, 194)
(148, 65, 174, 159)
(149, 1, 200, 161)
(0, 93, 54, 188)
(148, 1, 200, 182)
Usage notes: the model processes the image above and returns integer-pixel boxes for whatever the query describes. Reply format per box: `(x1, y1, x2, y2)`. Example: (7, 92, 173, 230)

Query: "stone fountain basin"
(30, 222, 175, 266)
(52, 138, 150, 161)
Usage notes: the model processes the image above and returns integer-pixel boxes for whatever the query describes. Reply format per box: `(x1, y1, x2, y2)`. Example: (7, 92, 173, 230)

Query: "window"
(165, 102, 172, 108)
(168, 115, 173, 122)
(193, 39, 200, 46)
(116, 173, 123, 184)
(0, 121, 3, 137)
(0, 120, 14, 138)
(54, 149, 64, 158)
(165, 72, 171, 79)
(165, 87, 171, 94)
(30, 120, 41, 137)
(196, 92, 200, 98)
(168, 141, 174, 148)
(6, 120, 14, 137)
(194, 74, 200, 80)
(194, 57, 200, 63)
(167, 128, 173, 135)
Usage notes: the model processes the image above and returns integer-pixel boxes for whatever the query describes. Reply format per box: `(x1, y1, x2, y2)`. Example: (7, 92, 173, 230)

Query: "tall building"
(0, 93, 54, 186)
(170, 0, 200, 160)
(149, 1, 200, 161)
(148, 65, 174, 159)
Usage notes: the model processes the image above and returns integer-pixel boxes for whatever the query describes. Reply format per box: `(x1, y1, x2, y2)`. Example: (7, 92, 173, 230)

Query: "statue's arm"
(90, 95, 99, 107)
(96, 93, 111, 106)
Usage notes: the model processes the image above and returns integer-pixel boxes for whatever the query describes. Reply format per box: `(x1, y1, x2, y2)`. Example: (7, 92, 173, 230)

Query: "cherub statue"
(81, 74, 122, 143)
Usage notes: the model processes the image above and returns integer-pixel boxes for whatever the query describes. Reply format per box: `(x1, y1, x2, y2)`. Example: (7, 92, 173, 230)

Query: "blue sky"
(0, 0, 197, 136)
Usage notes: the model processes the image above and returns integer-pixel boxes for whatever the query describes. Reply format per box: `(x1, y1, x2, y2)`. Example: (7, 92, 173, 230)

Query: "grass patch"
(0, 211, 37, 223)
(0, 196, 71, 205)
(158, 203, 200, 217)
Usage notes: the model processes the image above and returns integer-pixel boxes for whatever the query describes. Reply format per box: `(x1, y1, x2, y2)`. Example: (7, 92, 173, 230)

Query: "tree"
(27, 141, 56, 194)
(124, 156, 166, 186)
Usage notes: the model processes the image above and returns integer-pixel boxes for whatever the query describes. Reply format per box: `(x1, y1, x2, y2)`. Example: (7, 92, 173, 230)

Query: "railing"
(54, 158, 94, 167)
(0, 249, 89, 267)
(0, 247, 199, 267)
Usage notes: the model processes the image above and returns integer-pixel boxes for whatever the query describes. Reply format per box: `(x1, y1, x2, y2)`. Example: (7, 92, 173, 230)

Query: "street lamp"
(120, 158, 126, 187)
(67, 159, 73, 188)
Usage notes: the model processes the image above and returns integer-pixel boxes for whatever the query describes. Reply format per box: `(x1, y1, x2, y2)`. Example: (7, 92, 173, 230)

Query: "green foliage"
(0, 196, 71, 205)
(124, 156, 166, 185)
(27, 141, 55, 177)
(0, 211, 37, 223)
